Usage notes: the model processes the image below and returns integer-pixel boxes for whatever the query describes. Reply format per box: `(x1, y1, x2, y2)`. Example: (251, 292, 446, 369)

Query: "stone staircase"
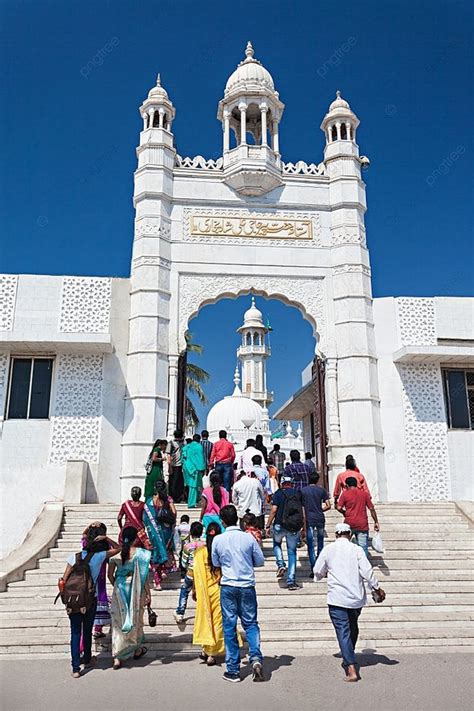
(0, 502, 473, 658)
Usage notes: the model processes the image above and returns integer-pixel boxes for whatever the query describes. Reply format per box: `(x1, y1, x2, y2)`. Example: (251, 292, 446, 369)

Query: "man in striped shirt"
(201, 430, 213, 471)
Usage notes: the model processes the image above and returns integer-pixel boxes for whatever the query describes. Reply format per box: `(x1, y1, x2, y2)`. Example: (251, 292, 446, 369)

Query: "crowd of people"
(58, 429, 385, 684)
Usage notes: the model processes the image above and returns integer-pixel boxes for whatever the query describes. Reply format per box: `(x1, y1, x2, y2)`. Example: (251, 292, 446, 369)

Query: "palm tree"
(184, 331, 210, 430)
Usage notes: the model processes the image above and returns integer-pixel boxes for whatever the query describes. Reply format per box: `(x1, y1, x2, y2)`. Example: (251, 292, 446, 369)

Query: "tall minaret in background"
(236, 297, 273, 407)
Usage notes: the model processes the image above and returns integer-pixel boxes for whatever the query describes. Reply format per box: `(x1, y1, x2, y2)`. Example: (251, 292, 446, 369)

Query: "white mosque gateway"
(0, 42, 473, 559)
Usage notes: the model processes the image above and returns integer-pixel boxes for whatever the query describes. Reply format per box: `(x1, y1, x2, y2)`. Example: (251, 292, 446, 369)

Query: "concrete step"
(2, 610, 472, 628)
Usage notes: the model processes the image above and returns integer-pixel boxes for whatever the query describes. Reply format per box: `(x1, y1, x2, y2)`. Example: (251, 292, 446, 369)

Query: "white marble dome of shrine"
(206, 369, 264, 436)
(241, 296, 264, 328)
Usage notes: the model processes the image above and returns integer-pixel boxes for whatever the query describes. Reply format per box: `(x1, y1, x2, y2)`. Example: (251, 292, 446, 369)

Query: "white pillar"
(336, 122, 341, 140)
(159, 109, 165, 128)
(272, 121, 279, 153)
(239, 103, 247, 145)
(148, 109, 154, 128)
(327, 127, 332, 144)
(142, 114, 147, 130)
(167, 354, 179, 437)
(223, 111, 230, 152)
(326, 358, 340, 439)
(260, 104, 268, 146)
(345, 122, 351, 140)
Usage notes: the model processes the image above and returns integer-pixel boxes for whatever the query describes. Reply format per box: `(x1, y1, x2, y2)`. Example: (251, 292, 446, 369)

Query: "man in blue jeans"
(301, 472, 331, 577)
(265, 474, 305, 590)
(314, 523, 385, 682)
(212, 504, 265, 682)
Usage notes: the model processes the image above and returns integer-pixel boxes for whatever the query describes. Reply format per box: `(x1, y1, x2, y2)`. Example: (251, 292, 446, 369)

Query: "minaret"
(217, 42, 285, 195)
(236, 297, 273, 407)
(320, 91, 385, 498)
(122, 74, 177, 497)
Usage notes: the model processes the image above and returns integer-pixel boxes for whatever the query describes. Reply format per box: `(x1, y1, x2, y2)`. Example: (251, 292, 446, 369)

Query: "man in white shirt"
(313, 522, 385, 682)
(239, 439, 262, 474)
(232, 470, 264, 523)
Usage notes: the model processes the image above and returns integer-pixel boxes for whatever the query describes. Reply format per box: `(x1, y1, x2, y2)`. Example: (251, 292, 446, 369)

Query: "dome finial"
(245, 41, 254, 60)
(251, 295, 256, 307)
(233, 365, 240, 387)
(336, 89, 341, 99)
(156, 73, 161, 86)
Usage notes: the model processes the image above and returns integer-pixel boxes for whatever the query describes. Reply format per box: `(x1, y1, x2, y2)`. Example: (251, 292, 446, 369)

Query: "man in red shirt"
(209, 430, 236, 493)
(333, 455, 371, 506)
(336, 477, 379, 558)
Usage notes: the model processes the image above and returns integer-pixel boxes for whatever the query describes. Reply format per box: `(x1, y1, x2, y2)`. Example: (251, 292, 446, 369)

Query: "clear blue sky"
(1, 0, 472, 426)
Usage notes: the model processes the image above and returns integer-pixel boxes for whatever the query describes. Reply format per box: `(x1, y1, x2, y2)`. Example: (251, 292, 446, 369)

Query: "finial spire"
(251, 295, 256, 307)
(156, 73, 161, 86)
(245, 41, 254, 60)
(233, 365, 240, 387)
(336, 89, 341, 99)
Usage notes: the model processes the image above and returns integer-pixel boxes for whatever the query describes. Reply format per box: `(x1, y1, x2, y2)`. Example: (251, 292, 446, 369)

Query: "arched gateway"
(123, 43, 385, 500)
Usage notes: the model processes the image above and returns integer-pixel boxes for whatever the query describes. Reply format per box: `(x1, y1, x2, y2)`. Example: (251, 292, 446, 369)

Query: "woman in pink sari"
(117, 487, 150, 548)
(200, 472, 229, 533)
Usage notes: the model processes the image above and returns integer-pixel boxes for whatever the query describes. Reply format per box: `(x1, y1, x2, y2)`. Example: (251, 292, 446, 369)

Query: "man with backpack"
(265, 474, 305, 590)
(59, 524, 120, 678)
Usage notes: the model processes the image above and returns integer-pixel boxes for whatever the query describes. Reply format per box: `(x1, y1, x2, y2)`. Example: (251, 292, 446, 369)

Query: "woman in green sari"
(108, 526, 151, 669)
(144, 439, 165, 499)
(182, 434, 206, 508)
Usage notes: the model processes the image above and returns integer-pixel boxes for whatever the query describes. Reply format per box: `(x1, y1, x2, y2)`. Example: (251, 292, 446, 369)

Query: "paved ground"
(1, 652, 473, 711)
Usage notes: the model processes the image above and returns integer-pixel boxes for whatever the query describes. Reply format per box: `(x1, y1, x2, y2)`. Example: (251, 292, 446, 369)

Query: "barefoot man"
(313, 522, 385, 682)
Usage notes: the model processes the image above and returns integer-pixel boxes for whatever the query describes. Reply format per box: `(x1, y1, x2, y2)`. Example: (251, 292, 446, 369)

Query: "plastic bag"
(371, 531, 385, 554)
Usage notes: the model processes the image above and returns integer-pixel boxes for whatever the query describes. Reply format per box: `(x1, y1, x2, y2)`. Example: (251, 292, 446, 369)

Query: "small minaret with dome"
(217, 41, 285, 195)
(236, 297, 273, 407)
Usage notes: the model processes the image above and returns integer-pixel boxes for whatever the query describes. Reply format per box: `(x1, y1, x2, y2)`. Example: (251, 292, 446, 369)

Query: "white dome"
(329, 90, 350, 112)
(241, 296, 264, 328)
(207, 367, 264, 435)
(225, 42, 275, 96)
(148, 74, 169, 101)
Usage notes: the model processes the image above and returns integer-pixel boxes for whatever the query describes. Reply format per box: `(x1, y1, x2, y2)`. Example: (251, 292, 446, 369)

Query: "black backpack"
(281, 490, 304, 532)
(55, 551, 96, 615)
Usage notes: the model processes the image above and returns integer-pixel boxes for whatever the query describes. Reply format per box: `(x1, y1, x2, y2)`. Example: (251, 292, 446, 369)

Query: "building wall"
(0, 275, 129, 558)
(373, 296, 473, 502)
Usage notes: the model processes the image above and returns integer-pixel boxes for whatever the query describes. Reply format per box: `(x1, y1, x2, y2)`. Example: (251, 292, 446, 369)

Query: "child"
(242, 510, 262, 547)
(174, 514, 191, 577)
(174, 521, 205, 622)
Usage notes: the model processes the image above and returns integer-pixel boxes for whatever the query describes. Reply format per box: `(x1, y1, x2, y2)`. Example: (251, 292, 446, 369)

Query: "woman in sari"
(192, 522, 242, 665)
(144, 439, 165, 499)
(143, 480, 177, 591)
(108, 526, 151, 669)
(182, 434, 206, 508)
(200, 472, 229, 533)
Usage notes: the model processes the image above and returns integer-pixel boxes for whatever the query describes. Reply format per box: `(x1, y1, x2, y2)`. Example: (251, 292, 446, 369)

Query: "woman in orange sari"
(192, 522, 242, 666)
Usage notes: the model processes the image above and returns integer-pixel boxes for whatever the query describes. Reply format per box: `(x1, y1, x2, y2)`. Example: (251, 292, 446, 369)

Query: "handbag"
(371, 531, 385, 554)
(147, 605, 157, 627)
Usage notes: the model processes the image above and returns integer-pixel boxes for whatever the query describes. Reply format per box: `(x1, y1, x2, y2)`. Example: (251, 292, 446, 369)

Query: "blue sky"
(1, 0, 472, 426)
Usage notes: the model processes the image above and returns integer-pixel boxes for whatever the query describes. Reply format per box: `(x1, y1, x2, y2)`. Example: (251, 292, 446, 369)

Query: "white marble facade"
(0, 44, 472, 557)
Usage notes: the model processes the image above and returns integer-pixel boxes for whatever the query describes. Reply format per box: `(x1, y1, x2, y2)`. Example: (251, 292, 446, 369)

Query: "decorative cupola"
(139, 74, 176, 149)
(217, 42, 285, 196)
(320, 90, 367, 175)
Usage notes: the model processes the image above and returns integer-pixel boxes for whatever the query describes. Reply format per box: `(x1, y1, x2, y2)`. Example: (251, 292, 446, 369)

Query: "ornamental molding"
(397, 298, 436, 346)
(332, 264, 371, 276)
(49, 354, 103, 465)
(135, 219, 171, 240)
(175, 155, 223, 171)
(178, 273, 326, 352)
(182, 208, 322, 247)
(398, 362, 450, 501)
(0, 275, 18, 331)
(59, 277, 111, 333)
(132, 255, 171, 269)
(282, 160, 326, 176)
(331, 225, 366, 247)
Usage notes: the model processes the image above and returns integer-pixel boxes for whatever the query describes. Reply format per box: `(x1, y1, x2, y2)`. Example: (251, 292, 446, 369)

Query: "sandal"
(199, 651, 208, 662)
(113, 659, 121, 670)
(206, 656, 216, 666)
(134, 646, 147, 660)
